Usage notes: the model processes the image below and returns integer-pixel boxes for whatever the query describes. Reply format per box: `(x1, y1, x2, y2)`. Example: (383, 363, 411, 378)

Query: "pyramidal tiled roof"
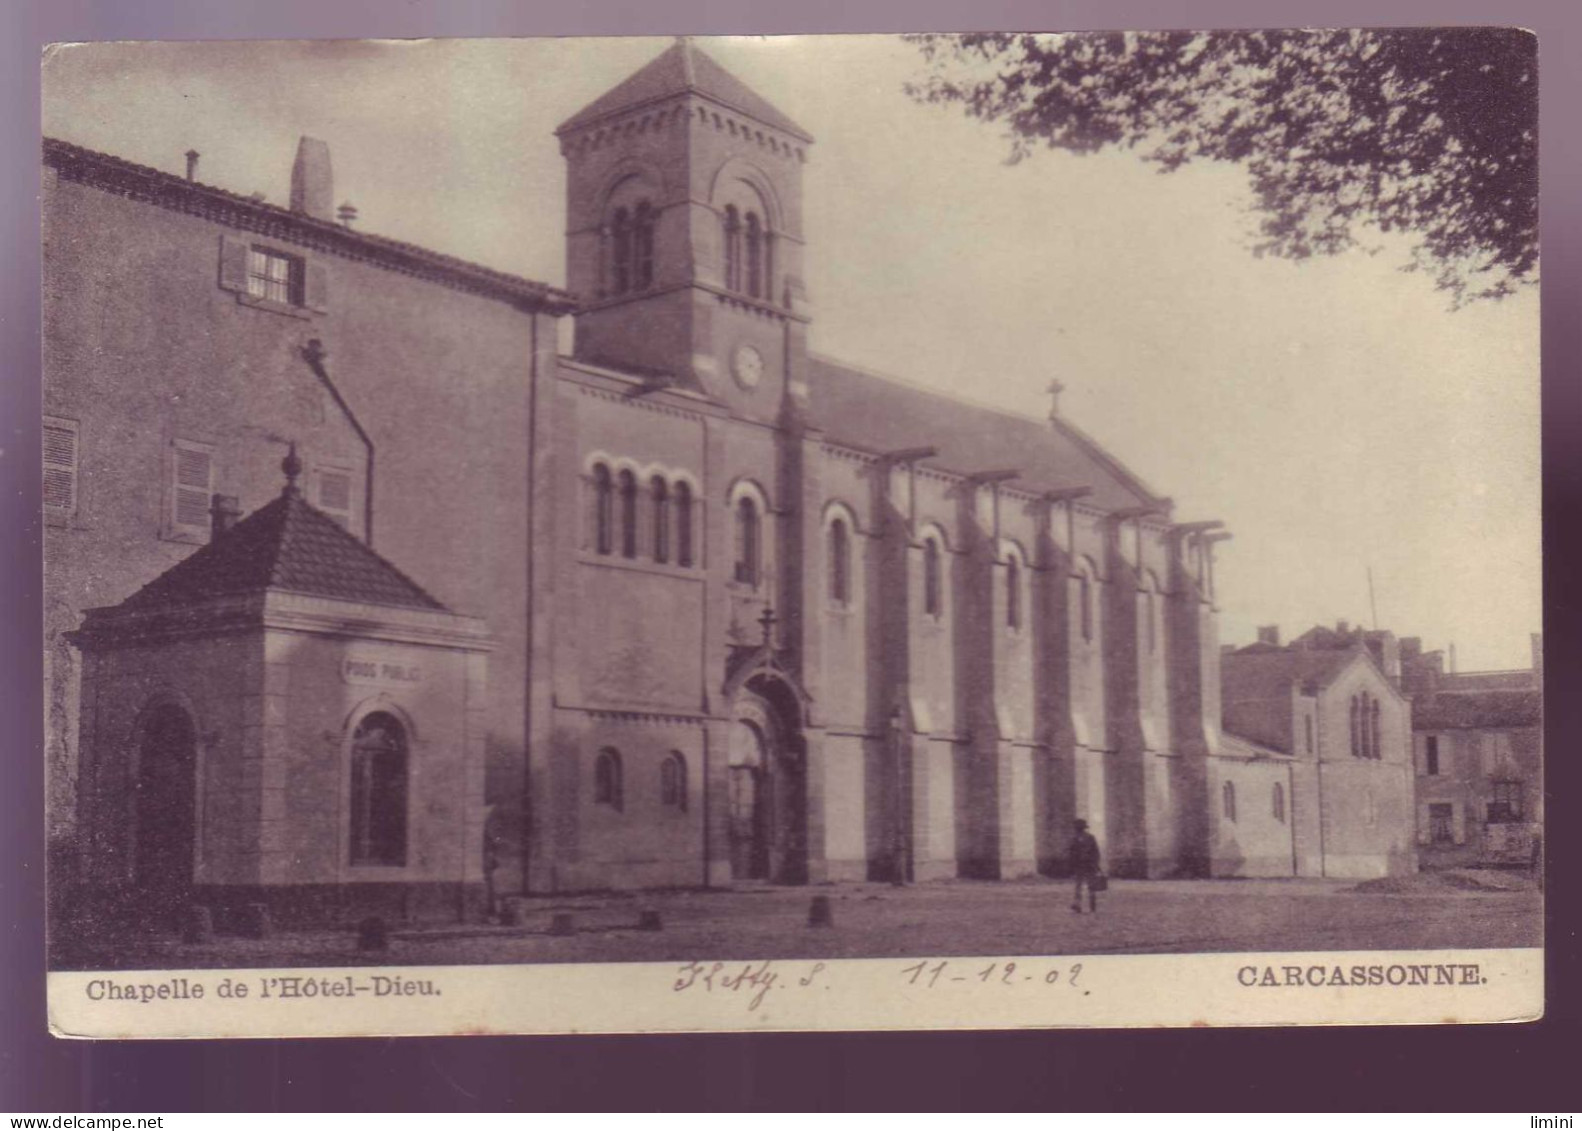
(120, 488, 447, 613)
(557, 38, 812, 142)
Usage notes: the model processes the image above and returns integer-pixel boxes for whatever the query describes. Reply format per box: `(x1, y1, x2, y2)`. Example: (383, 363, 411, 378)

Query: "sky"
(41, 35, 1542, 671)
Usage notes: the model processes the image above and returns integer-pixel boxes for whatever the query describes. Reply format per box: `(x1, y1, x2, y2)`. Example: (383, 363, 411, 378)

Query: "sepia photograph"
(39, 29, 1542, 1036)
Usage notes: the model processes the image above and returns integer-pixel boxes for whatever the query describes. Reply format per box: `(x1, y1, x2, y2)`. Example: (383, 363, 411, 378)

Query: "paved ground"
(56, 872, 1543, 971)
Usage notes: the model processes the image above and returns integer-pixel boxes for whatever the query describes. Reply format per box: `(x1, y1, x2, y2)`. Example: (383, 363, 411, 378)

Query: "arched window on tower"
(745, 212, 763, 299)
(592, 463, 613, 555)
(923, 537, 942, 618)
(723, 206, 741, 292)
(1350, 695, 1362, 758)
(349, 712, 408, 866)
(1369, 696, 1382, 760)
(674, 481, 694, 568)
(1223, 780, 1237, 822)
(633, 202, 655, 290)
(650, 476, 670, 564)
(1078, 565, 1094, 643)
(1006, 555, 1022, 630)
(734, 495, 761, 585)
(828, 517, 851, 604)
(611, 208, 631, 295)
(618, 469, 638, 559)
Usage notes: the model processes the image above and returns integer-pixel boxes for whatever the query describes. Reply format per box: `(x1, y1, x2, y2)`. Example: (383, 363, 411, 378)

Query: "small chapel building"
(43, 40, 1411, 924)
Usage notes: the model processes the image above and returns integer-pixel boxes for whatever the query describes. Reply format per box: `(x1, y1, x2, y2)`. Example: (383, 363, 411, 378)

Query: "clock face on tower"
(732, 344, 764, 390)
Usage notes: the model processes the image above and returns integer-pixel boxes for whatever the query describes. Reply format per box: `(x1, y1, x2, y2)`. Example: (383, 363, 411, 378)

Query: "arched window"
(350, 712, 408, 866)
(1145, 585, 1159, 654)
(723, 206, 741, 292)
(1272, 782, 1286, 823)
(611, 208, 631, 295)
(1078, 567, 1094, 643)
(828, 517, 850, 604)
(1369, 697, 1382, 760)
(633, 202, 655, 290)
(745, 212, 763, 299)
(1223, 780, 1237, 822)
(594, 748, 623, 810)
(1006, 555, 1022, 630)
(1350, 695, 1362, 757)
(618, 469, 638, 559)
(650, 476, 670, 564)
(734, 495, 761, 585)
(1305, 714, 1315, 755)
(675, 480, 694, 568)
(661, 751, 687, 810)
(923, 537, 942, 617)
(592, 464, 613, 555)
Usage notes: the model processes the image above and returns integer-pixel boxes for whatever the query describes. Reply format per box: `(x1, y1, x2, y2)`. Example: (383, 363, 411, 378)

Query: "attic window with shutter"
(316, 466, 355, 531)
(218, 234, 327, 316)
(166, 439, 216, 543)
(43, 416, 79, 523)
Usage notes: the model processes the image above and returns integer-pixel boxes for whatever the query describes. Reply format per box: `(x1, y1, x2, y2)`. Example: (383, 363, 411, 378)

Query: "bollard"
(239, 902, 273, 940)
(357, 916, 389, 951)
(549, 912, 576, 936)
(182, 904, 214, 944)
(807, 894, 834, 928)
(637, 909, 662, 932)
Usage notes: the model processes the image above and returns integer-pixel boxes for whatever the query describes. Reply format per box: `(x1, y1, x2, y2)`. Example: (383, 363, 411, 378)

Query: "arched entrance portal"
(728, 683, 808, 884)
(132, 703, 198, 909)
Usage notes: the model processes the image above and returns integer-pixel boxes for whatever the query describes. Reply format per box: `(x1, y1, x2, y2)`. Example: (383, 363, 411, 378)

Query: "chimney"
(1399, 636, 1421, 661)
(1256, 625, 1281, 646)
(1448, 642, 1457, 674)
(210, 493, 241, 536)
(336, 201, 359, 228)
(1335, 619, 1349, 635)
(185, 149, 199, 182)
(290, 137, 334, 221)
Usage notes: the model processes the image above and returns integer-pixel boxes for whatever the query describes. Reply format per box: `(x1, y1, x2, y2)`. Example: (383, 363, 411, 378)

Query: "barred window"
(247, 246, 303, 306)
(349, 712, 408, 867)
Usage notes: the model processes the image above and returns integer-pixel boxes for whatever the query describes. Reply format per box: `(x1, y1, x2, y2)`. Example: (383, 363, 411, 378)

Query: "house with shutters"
(42, 38, 1416, 929)
(1401, 636, 1543, 868)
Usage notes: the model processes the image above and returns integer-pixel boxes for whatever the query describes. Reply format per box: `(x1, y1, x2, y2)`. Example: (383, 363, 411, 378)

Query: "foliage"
(906, 29, 1537, 302)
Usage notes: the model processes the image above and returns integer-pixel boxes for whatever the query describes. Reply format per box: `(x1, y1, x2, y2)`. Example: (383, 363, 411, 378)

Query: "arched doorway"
(728, 685, 808, 884)
(131, 703, 198, 910)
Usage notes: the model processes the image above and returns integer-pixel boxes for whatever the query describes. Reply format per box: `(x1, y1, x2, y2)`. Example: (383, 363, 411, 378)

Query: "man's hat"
(1073, 818, 1088, 830)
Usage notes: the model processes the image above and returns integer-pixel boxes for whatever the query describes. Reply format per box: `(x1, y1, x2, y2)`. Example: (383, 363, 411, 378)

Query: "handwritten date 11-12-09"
(671, 959, 1089, 1012)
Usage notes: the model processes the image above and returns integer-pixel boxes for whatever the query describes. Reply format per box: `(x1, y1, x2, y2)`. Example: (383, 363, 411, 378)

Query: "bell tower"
(557, 38, 813, 420)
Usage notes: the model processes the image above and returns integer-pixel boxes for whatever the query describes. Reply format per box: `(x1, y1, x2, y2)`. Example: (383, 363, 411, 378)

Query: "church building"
(45, 40, 1380, 927)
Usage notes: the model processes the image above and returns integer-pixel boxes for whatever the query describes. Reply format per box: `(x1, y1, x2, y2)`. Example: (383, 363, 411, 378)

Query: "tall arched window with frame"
(723, 206, 741, 292)
(1369, 696, 1382, 759)
(1222, 780, 1237, 822)
(745, 212, 763, 299)
(674, 480, 694, 568)
(828, 517, 851, 604)
(611, 208, 631, 295)
(1005, 554, 1022, 630)
(618, 469, 638, 559)
(650, 476, 670, 564)
(592, 463, 614, 555)
(594, 748, 623, 811)
(734, 495, 761, 585)
(1078, 565, 1095, 643)
(632, 202, 655, 290)
(1350, 695, 1362, 757)
(922, 536, 943, 618)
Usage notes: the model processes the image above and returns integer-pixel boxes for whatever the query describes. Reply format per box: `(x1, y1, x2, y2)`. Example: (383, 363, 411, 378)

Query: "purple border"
(3, 0, 1577, 1111)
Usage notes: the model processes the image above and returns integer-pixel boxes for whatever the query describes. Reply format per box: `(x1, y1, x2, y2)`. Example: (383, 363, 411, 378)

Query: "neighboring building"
(1219, 624, 1417, 879)
(1402, 635, 1543, 868)
(48, 40, 1397, 925)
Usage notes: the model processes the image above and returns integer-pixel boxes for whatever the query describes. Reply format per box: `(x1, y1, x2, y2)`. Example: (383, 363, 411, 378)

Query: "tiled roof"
(557, 38, 812, 141)
(121, 489, 447, 613)
(1221, 648, 1361, 704)
(805, 355, 1160, 510)
(43, 138, 578, 315)
(1414, 689, 1541, 730)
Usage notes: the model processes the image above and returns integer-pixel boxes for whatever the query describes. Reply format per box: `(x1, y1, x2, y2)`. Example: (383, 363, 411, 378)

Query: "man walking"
(1069, 818, 1102, 913)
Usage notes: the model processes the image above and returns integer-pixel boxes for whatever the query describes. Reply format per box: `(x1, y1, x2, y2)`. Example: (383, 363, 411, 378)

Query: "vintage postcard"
(41, 31, 1541, 1038)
